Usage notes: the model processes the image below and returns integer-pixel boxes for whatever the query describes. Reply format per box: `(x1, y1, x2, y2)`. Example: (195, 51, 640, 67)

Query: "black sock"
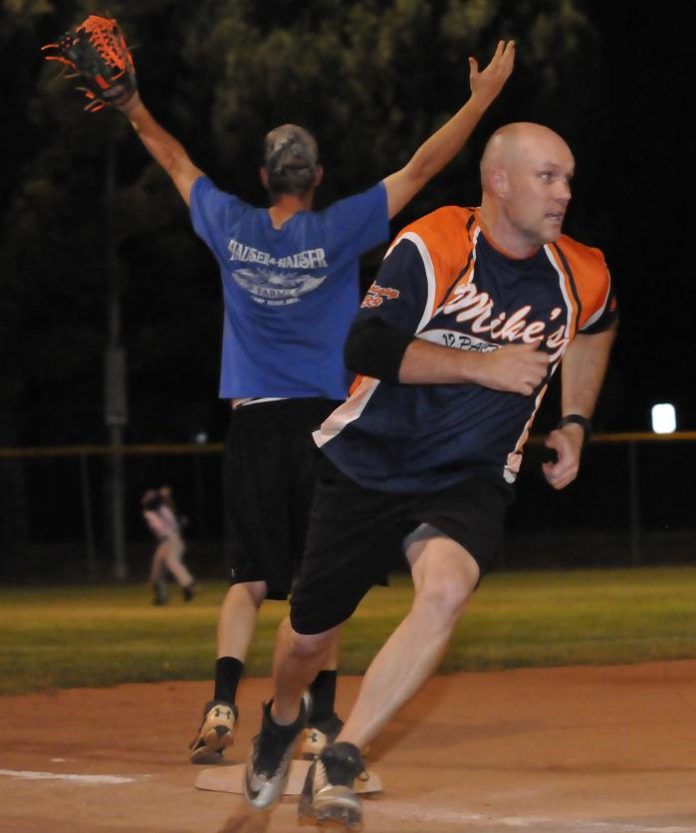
(309, 669, 337, 723)
(214, 657, 244, 705)
(264, 698, 308, 737)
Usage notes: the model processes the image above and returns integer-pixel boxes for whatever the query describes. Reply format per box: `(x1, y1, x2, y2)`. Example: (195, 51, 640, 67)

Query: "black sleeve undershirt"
(343, 317, 414, 384)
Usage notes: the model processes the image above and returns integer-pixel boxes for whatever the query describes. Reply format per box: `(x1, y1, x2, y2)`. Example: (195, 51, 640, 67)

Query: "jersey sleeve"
(352, 236, 431, 337)
(578, 268, 618, 334)
(323, 182, 390, 264)
(189, 177, 251, 262)
(555, 238, 619, 334)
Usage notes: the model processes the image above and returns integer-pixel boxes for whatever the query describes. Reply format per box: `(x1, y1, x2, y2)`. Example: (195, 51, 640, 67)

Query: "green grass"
(2, 566, 696, 695)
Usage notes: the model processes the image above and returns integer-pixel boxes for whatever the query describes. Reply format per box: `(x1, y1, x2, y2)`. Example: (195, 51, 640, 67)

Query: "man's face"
(501, 136, 575, 248)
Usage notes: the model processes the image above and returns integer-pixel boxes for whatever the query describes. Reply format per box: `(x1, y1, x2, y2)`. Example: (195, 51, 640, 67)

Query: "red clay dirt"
(1, 662, 696, 832)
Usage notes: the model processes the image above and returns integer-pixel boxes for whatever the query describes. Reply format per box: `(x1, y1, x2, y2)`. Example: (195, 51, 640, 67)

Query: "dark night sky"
(581, 3, 696, 431)
(4, 4, 694, 550)
(6, 3, 694, 442)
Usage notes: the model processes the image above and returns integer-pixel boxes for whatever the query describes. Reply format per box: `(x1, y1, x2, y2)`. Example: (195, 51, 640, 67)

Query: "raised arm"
(42, 15, 204, 206)
(117, 92, 205, 206)
(382, 40, 515, 219)
(543, 324, 618, 489)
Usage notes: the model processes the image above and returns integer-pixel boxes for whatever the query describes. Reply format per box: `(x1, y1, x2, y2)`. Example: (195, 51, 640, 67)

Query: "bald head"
(480, 123, 573, 192)
(478, 123, 575, 256)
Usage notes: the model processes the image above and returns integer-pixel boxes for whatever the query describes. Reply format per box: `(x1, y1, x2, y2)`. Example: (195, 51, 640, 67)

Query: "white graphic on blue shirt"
(232, 267, 328, 305)
(229, 239, 330, 306)
(189, 177, 389, 398)
(227, 239, 328, 269)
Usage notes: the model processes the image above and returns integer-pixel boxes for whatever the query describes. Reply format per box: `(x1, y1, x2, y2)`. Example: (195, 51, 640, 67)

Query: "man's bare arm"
(543, 324, 618, 489)
(118, 92, 204, 205)
(382, 40, 515, 219)
(397, 337, 548, 395)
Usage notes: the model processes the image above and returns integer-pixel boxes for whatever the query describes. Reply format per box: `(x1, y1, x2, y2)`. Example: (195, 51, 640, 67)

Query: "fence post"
(79, 452, 97, 579)
(104, 135, 129, 580)
(628, 440, 642, 564)
(194, 451, 206, 540)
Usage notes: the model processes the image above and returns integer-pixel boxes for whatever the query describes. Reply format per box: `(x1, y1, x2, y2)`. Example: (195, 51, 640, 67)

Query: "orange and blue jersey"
(314, 206, 617, 493)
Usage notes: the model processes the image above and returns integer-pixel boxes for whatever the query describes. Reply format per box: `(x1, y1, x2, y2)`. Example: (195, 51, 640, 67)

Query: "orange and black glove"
(42, 14, 137, 113)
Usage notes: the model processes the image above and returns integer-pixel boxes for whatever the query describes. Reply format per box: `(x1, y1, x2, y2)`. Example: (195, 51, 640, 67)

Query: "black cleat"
(243, 693, 311, 810)
(298, 741, 365, 828)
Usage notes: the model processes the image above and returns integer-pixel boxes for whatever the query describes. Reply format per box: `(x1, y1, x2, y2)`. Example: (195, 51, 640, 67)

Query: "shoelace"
(76, 16, 129, 74)
(311, 757, 369, 799)
(320, 746, 366, 787)
(41, 33, 79, 67)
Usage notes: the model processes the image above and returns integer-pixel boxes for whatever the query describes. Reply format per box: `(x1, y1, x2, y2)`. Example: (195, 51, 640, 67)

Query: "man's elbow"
(344, 323, 376, 377)
(344, 319, 412, 384)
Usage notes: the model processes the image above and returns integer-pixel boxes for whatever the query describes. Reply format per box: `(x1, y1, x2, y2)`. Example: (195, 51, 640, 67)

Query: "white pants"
(149, 534, 193, 588)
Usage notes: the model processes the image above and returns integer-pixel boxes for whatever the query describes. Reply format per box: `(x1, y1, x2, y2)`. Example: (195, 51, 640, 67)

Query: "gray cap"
(264, 124, 318, 175)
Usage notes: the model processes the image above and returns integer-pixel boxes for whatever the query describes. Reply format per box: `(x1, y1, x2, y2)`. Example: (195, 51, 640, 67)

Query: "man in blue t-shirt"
(115, 39, 515, 763)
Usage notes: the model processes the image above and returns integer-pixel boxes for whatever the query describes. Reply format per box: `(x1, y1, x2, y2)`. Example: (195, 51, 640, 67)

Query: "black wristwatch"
(557, 414, 592, 445)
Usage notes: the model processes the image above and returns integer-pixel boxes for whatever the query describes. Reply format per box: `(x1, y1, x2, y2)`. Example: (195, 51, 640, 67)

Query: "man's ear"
(260, 166, 270, 189)
(314, 165, 324, 188)
(488, 166, 509, 199)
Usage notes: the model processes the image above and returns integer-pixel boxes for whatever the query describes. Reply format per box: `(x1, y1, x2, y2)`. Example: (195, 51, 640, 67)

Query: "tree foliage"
(1, 0, 605, 445)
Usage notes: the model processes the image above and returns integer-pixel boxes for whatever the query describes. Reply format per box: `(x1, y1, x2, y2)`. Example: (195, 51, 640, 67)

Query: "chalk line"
(0, 768, 150, 785)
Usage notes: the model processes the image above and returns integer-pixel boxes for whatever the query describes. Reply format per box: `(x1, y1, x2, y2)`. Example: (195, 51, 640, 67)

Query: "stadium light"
(651, 402, 676, 434)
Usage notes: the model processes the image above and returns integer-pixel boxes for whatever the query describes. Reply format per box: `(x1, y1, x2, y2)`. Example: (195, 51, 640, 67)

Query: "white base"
(194, 760, 382, 795)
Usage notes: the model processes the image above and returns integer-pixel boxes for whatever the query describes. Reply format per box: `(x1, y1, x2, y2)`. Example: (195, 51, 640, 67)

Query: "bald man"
(243, 122, 618, 826)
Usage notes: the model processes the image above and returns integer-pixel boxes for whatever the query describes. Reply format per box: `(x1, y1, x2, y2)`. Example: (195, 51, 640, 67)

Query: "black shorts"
(290, 457, 513, 634)
(223, 398, 340, 599)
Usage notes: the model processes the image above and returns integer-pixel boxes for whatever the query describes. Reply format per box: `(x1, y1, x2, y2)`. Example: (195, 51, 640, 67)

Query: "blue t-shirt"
(189, 177, 389, 399)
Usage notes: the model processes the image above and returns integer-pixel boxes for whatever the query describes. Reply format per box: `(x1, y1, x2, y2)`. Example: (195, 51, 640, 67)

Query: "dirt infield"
(1, 661, 696, 833)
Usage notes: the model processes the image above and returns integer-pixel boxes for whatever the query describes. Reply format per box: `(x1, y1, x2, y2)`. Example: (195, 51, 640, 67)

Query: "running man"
(242, 121, 618, 826)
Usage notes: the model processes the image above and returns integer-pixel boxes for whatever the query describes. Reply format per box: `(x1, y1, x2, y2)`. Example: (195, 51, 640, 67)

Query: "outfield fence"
(1, 433, 695, 582)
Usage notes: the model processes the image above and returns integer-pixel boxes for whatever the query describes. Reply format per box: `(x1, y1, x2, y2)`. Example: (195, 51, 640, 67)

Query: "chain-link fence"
(2, 434, 695, 583)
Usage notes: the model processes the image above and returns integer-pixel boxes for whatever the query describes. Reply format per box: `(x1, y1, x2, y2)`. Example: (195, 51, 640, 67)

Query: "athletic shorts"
(290, 456, 514, 634)
(223, 397, 340, 599)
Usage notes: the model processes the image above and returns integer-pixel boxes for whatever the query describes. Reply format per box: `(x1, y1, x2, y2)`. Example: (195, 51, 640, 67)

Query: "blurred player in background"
(142, 486, 195, 605)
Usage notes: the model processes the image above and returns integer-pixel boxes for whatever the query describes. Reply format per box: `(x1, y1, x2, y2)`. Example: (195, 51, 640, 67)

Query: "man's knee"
(419, 578, 473, 623)
(411, 544, 479, 623)
(229, 580, 268, 607)
(286, 626, 336, 661)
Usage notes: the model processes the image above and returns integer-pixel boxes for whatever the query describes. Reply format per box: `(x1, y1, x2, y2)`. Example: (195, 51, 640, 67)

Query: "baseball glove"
(42, 14, 137, 113)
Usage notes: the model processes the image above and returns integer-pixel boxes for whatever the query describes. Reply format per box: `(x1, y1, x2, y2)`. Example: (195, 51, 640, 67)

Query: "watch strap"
(557, 413, 592, 443)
